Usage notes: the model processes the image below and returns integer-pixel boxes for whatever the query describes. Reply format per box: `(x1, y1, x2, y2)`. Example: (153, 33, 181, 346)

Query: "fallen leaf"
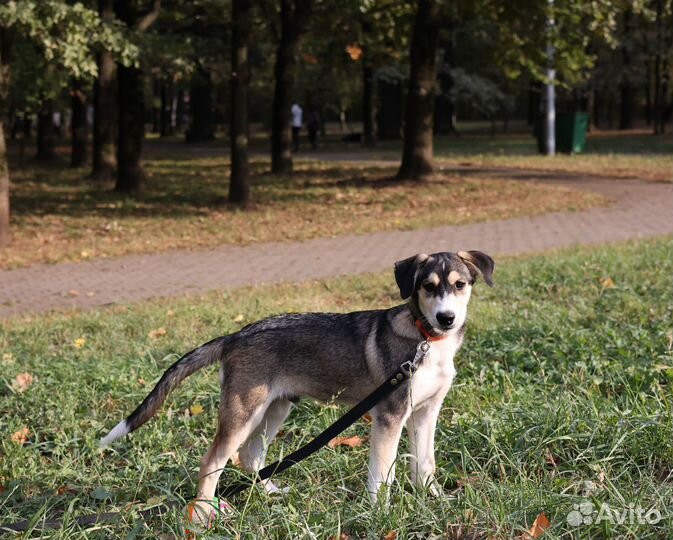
(601, 277, 615, 288)
(12, 372, 35, 392)
(67, 289, 80, 297)
(544, 448, 557, 468)
(56, 485, 76, 495)
(361, 414, 372, 424)
(189, 404, 204, 416)
(11, 427, 30, 445)
(166, 309, 176, 317)
(73, 337, 86, 349)
(525, 512, 550, 539)
(148, 327, 167, 339)
(233, 314, 244, 323)
(383, 532, 398, 540)
(456, 475, 481, 488)
(328, 435, 364, 449)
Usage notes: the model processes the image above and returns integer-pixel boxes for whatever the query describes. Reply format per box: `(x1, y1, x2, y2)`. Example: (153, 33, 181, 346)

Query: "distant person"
(307, 107, 321, 150)
(291, 102, 302, 152)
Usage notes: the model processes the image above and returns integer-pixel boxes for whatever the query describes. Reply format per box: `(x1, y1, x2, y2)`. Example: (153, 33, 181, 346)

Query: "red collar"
(415, 319, 450, 342)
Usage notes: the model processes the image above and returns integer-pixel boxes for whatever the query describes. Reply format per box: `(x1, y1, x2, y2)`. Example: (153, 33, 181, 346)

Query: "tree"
(114, 0, 160, 193)
(229, 0, 252, 206)
(0, 28, 10, 247)
(91, 0, 117, 180)
(271, 0, 313, 175)
(70, 78, 88, 167)
(0, 0, 137, 243)
(396, 0, 440, 181)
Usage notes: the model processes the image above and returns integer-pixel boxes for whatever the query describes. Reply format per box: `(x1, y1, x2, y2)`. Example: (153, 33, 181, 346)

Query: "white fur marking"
(99, 419, 129, 448)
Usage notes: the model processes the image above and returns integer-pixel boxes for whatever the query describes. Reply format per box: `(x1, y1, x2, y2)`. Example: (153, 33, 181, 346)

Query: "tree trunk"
(271, 0, 313, 174)
(70, 80, 88, 167)
(377, 79, 402, 139)
(362, 63, 375, 146)
(0, 29, 10, 247)
(654, 0, 663, 134)
(160, 79, 173, 137)
(116, 62, 145, 192)
(186, 68, 215, 142)
(229, 0, 251, 206)
(151, 78, 160, 133)
(36, 99, 57, 161)
(91, 0, 116, 180)
(115, 0, 156, 193)
(396, 0, 440, 181)
(619, 9, 635, 130)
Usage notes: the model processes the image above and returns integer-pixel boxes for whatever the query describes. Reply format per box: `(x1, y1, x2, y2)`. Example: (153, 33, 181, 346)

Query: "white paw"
(263, 479, 290, 494)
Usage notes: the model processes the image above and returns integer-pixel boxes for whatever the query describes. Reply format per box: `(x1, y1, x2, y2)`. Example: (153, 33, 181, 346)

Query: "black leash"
(1, 342, 430, 534)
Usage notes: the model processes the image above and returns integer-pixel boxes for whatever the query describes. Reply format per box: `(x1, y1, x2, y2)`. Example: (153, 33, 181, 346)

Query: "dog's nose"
(436, 311, 455, 328)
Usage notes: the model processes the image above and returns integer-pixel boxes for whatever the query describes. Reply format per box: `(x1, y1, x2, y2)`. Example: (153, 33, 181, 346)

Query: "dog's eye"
(422, 281, 435, 292)
(455, 281, 466, 290)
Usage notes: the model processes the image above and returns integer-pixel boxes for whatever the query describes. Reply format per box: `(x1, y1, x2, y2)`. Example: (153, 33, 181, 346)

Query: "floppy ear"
(457, 250, 495, 287)
(394, 254, 428, 299)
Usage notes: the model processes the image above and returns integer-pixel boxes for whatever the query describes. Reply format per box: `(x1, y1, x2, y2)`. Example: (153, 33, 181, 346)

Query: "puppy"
(101, 250, 494, 522)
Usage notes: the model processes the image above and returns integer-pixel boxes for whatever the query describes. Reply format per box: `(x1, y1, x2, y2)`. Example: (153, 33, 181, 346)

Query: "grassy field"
(1, 237, 672, 538)
(0, 155, 601, 269)
(306, 130, 673, 182)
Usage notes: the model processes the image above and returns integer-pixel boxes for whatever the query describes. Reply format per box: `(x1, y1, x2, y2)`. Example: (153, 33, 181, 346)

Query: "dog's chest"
(409, 338, 459, 404)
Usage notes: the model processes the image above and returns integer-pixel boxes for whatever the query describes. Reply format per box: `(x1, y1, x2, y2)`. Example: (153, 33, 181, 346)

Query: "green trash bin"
(555, 112, 589, 154)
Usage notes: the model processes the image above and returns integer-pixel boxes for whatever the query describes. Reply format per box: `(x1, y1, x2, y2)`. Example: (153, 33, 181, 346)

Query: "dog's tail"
(100, 336, 226, 448)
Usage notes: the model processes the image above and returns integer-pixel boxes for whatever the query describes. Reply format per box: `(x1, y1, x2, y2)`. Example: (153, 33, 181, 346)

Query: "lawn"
(0, 152, 601, 269)
(303, 129, 673, 182)
(1, 237, 672, 538)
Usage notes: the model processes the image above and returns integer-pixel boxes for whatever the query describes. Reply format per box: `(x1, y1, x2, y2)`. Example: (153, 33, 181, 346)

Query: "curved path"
(1, 166, 671, 318)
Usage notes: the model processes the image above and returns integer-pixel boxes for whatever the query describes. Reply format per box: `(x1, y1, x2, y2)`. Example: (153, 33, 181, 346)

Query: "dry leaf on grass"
(233, 314, 245, 323)
(521, 512, 550, 539)
(148, 327, 167, 339)
(361, 414, 372, 424)
(328, 435, 364, 449)
(73, 337, 86, 349)
(383, 531, 398, 540)
(12, 372, 35, 393)
(601, 277, 615, 288)
(11, 427, 30, 445)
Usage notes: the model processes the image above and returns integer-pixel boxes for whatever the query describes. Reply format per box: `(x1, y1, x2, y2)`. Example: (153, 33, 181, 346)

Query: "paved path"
(1, 166, 671, 318)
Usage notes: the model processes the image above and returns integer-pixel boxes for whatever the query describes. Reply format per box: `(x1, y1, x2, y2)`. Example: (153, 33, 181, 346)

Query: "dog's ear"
(394, 254, 428, 299)
(457, 250, 495, 287)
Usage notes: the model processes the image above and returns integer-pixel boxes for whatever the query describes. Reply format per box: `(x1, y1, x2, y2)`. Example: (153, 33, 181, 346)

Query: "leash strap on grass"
(1, 343, 428, 534)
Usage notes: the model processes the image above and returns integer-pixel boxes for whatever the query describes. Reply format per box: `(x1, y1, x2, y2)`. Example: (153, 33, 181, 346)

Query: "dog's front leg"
(406, 398, 443, 496)
(367, 410, 408, 503)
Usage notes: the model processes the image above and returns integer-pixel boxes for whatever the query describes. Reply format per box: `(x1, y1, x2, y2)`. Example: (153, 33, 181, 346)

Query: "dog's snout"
(436, 311, 455, 328)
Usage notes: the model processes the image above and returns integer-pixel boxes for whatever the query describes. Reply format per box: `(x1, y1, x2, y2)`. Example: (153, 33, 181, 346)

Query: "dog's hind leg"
(238, 398, 293, 494)
(192, 385, 271, 525)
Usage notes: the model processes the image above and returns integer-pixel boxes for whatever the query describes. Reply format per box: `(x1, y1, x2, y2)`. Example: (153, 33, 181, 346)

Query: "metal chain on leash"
(398, 340, 431, 381)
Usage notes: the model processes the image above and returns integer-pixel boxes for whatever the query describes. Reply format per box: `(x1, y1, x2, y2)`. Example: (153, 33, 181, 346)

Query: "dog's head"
(394, 251, 494, 334)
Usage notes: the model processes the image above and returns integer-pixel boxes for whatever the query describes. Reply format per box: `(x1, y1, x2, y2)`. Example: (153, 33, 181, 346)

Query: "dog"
(100, 250, 494, 524)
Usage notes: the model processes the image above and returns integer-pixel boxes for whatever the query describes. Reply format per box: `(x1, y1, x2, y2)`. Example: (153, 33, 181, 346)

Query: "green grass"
(2, 238, 673, 538)
(299, 130, 673, 182)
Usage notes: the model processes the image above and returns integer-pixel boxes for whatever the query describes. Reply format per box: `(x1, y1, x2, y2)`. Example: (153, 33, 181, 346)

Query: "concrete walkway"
(1, 166, 671, 318)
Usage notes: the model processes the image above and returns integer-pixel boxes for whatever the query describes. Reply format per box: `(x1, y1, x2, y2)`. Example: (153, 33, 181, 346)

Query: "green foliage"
(0, 1, 138, 78)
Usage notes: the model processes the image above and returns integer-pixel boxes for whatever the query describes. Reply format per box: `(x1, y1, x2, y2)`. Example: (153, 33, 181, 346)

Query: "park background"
(1, 0, 673, 538)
